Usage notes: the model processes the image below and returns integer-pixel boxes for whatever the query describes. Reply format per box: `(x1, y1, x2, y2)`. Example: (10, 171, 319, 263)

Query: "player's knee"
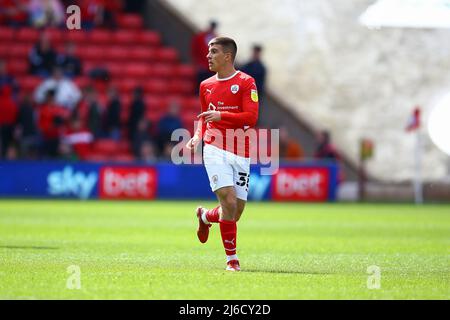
(221, 198, 238, 220)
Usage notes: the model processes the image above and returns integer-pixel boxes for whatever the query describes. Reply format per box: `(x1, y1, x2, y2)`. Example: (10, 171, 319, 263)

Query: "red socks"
(219, 219, 237, 256)
(205, 206, 220, 223)
(203, 206, 239, 259)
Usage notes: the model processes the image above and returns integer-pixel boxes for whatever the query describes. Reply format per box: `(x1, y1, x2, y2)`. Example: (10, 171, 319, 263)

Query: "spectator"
(139, 140, 157, 163)
(5, 144, 19, 160)
(160, 141, 177, 161)
(279, 126, 304, 160)
(241, 45, 267, 126)
(132, 118, 154, 159)
(62, 116, 93, 160)
(37, 89, 70, 158)
(28, 0, 65, 28)
(15, 93, 39, 159)
(28, 33, 58, 77)
(127, 87, 145, 141)
(104, 86, 121, 140)
(34, 67, 82, 110)
(56, 42, 82, 78)
(80, 0, 121, 30)
(0, 85, 18, 158)
(191, 20, 218, 92)
(314, 130, 340, 160)
(84, 87, 103, 138)
(241, 45, 267, 98)
(0, 0, 28, 27)
(123, 0, 142, 13)
(101, 0, 122, 29)
(157, 101, 184, 153)
(0, 60, 19, 100)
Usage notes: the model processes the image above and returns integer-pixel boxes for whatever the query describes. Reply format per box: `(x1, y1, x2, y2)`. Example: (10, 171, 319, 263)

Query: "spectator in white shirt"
(34, 67, 81, 110)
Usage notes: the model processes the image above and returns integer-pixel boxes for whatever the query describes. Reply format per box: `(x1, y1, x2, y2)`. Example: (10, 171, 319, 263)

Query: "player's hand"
(186, 135, 201, 152)
(198, 111, 221, 123)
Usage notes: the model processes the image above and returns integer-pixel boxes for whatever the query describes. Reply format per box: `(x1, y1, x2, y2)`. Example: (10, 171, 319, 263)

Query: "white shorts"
(203, 144, 251, 201)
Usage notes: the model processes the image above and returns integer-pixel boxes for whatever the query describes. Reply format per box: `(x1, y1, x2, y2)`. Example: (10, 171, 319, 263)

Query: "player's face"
(207, 44, 230, 72)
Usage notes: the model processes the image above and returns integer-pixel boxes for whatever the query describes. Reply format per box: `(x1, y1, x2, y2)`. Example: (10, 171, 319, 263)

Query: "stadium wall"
(0, 161, 339, 202)
(160, 0, 450, 184)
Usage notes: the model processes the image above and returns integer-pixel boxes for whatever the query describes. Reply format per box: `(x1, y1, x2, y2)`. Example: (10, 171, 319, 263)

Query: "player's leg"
(236, 199, 246, 222)
(214, 186, 240, 271)
(196, 144, 234, 243)
(233, 153, 251, 222)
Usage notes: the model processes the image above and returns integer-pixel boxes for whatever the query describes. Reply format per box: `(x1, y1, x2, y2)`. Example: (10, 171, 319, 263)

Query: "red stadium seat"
(118, 140, 131, 153)
(84, 152, 110, 162)
(112, 30, 137, 45)
(156, 47, 179, 63)
(168, 80, 195, 95)
(45, 28, 63, 44)
(66, 30, 87, 43)
(19, 76, 41, 92)
(121, 95, 133, 108)
(123, 63, 152, 78)
(120, 108, 130, 124)
(113, 153, 135, 163)
(181, 97, 200, 111)
(80, 45, 104, 60)
(117, 14, 143, 30)
(107, 46, 129, 60)
(0, 45, 9, 58)
(93, 139, 120, 156)
(73, 77, 90, 89)
(136, 31, 160, 46)
(7, 60, 28, 75)
(82, 61, 96, 73)
(143, 79, 169, 95)
(114, 79, 140, 94)
(16, 28, 39, 43)
(181, 113, 198, 127)
(152, 64, 174, 78)
(174, 64, 196, 79)
(88, 30, 112, 44)
(10, 44, 32, 58)
(0, 28, 15, 41)
(145, 109, 164, 123)
(128, 47, 156, 61)
(144, 96, 166, 112)
(106, 63, 124, 78)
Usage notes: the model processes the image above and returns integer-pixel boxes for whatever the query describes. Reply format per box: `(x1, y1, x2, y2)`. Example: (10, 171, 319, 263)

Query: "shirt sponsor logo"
(231, 84, 239, 94)
(208, 102, 217, 111)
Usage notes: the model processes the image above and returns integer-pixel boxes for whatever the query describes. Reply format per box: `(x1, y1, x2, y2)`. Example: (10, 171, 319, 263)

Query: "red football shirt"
(195, 71, 259, 158)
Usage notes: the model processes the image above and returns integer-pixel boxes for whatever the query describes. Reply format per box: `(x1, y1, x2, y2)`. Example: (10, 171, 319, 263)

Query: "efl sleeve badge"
(251, 89, 259, 102)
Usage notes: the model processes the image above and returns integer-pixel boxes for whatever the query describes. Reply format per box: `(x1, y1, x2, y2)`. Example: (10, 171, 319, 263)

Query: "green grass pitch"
(0, 200, 449, 299)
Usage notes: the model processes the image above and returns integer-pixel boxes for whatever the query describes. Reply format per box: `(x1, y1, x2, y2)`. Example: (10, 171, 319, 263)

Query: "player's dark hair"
(209, 37, 237, 62)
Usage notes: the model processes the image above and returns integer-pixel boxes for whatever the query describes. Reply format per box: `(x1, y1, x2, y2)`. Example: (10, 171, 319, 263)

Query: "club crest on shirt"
(251, 89, 258, 102)
(212, 175, 218, 187)
(231, 84, 239, 94)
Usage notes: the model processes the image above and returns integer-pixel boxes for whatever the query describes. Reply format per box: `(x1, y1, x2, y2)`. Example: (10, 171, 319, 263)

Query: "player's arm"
(187, 83, 207, 151)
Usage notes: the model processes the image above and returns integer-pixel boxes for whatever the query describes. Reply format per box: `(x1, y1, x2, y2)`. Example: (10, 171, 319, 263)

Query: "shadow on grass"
(0, 245, 59, 250)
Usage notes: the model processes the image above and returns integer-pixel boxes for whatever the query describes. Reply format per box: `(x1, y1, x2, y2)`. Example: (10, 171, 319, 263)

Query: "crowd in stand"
(1, 5, 339, 164)
(0, 0, 187, 162)
(0, 0, 135, 29)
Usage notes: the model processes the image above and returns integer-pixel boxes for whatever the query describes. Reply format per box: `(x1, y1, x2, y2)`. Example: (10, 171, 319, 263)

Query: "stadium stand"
(0, 9, 198, 162)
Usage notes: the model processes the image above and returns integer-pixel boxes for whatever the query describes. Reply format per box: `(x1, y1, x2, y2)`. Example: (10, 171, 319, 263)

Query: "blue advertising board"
(0, 161, 339, 201)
